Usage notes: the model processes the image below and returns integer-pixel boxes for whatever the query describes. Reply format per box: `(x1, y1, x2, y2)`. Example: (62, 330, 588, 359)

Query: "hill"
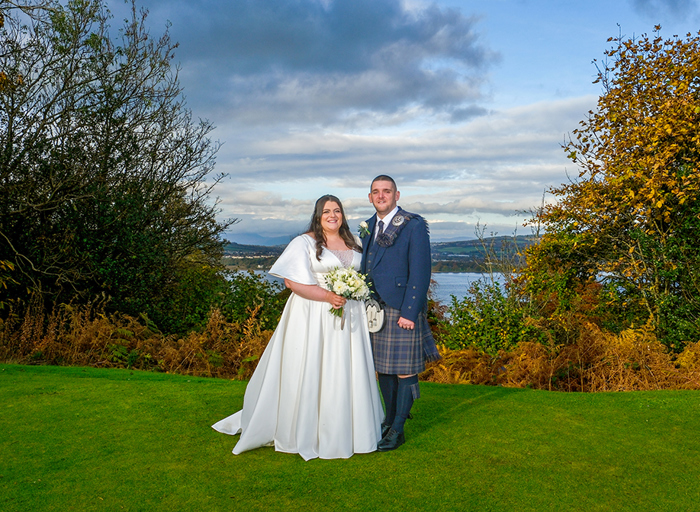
(431, 234, 537, 256)
(223, 242, 285, 256)
(223, 235, 538, 272)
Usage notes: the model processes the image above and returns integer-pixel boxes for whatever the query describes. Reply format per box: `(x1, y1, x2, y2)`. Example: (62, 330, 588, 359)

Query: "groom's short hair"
(371, 175, 397, 191)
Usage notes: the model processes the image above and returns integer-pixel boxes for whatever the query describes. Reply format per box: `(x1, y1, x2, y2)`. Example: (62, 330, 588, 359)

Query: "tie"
(377, 220, 384, 238)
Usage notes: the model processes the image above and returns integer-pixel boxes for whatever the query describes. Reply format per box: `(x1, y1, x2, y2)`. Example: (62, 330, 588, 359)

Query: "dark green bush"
(437, 280, 540, 356)
(144, 266, 290, 336)
(221, 271, 290, 332)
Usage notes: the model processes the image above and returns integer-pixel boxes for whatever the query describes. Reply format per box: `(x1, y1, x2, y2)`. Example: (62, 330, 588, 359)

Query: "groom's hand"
(397, 317, 415, 330)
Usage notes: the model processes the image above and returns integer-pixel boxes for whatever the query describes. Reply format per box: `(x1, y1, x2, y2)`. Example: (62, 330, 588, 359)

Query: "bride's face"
(320, 201, 342, 235)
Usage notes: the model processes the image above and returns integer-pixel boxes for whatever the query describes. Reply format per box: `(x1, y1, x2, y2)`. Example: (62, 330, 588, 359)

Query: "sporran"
(366, 298, 385, 333)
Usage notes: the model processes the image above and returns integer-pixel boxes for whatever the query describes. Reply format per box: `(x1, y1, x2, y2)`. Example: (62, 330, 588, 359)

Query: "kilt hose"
(370, 305, 441, 375)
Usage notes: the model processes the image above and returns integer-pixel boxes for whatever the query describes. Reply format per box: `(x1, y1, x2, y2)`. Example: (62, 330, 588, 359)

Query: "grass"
(2, 363, 699, 512)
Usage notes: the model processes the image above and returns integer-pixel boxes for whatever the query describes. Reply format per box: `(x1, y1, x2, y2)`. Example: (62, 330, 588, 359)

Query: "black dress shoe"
(381, 423, 391, 437)
(377, 429, 405, 451)
(381, 415, 411, 438)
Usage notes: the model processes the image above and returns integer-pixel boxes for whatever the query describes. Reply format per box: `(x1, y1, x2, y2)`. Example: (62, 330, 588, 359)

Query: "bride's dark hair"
(307, 195, 361, 260)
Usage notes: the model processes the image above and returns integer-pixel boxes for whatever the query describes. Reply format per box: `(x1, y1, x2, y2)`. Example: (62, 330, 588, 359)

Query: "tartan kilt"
(370, 305, 441, 375)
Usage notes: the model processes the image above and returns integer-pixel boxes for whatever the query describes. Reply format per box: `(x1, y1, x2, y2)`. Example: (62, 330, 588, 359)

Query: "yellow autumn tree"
(524, 27, 700, 350)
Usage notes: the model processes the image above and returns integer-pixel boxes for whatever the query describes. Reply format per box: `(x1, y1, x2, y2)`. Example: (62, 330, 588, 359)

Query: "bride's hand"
(325, 290, 346, 309)
(284, 280, 348, 306)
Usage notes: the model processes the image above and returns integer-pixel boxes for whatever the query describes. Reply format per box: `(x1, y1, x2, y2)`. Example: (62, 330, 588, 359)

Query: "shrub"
(220, 271, 289, 332)
(0, 294, 274, 380)
(436, 280, 542, 356)
(149, 258, 230, 335)
(422, 323, 700, 391)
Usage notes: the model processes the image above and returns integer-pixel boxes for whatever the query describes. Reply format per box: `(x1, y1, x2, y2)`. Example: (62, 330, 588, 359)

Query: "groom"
(361, 175, 441, 451)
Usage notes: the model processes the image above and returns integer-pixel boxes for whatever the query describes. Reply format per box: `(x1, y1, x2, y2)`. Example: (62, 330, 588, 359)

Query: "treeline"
(223, 243, 284, 257)
(225, 256, 485, 273)
(222, 235, 529, 273)
(431, 260, 483, 273)
(223, 257, 279, 272)
(431, 235, 535, 257)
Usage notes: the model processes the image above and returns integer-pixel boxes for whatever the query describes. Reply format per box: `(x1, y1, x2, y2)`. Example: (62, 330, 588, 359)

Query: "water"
(430, 272, 491, 305)
(253, 270, 497, 306)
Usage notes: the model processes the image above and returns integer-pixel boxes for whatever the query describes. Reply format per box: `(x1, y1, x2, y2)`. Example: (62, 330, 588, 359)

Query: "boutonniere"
(358, 221, 370, 238)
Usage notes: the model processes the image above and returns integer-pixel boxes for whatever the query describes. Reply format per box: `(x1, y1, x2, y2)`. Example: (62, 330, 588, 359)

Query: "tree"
(525, 27, 700, 350)
(0, 0, 235, 331)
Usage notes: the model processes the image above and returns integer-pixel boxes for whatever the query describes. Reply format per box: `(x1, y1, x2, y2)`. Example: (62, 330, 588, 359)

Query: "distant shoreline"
(223, 261, 494, 275)
(223, 235, 533, 273)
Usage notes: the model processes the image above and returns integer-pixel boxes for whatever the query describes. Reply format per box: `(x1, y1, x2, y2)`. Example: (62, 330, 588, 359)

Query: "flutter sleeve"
(268, 235, 316, 285)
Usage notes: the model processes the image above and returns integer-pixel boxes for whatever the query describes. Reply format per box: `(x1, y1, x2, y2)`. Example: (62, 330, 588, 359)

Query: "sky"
(108, 0, 700, 244)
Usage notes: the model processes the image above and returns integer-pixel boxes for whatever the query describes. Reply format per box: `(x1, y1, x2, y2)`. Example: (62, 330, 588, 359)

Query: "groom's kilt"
(371, 305, 441, 375)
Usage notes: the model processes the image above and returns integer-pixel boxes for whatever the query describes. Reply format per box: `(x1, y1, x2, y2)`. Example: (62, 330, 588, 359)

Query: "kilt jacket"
(360, 208, 431, 324)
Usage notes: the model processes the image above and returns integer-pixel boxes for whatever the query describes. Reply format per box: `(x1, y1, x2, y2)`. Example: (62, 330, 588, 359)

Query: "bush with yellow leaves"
(0, 294, 272, 380)
(423, 322, 700, 392)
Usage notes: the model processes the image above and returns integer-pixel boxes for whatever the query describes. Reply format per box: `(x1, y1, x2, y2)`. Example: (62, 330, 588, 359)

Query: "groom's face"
(369, 179, 400, 217)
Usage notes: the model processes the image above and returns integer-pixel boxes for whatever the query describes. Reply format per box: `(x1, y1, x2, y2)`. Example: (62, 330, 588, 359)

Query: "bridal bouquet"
(325, 267, 371, 319)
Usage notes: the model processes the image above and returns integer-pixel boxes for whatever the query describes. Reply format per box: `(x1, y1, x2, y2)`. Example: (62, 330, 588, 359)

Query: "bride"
(212, 195, 384, 460)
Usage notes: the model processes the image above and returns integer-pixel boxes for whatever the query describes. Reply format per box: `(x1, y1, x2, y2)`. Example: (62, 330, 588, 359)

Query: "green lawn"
(2, 363, 699, 511)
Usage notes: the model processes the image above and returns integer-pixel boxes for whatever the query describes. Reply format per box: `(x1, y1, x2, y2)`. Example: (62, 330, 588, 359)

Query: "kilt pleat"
(370, 306, 441, 374)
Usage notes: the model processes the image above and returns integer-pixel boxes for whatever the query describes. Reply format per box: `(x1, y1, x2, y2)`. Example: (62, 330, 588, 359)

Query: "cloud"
(630, 0, 700, 20)
(210, 95, 596, 242)
(213, 95, 594, 186)
(103, 0, 604, 243)
(402, 196, 541, 216)
(130, 0, 498, 126)
(216, 188, 315, 218)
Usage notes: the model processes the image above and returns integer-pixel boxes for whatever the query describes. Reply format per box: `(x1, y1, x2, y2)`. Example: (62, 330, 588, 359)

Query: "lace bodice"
(328, 249, 354, 268)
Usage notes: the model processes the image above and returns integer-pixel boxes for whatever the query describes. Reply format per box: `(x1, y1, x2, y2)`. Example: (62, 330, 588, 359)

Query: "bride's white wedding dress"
(212, 234, 384, 460)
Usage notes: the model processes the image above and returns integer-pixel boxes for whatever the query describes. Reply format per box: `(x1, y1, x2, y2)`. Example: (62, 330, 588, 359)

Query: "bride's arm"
(284, 279, 346, 309)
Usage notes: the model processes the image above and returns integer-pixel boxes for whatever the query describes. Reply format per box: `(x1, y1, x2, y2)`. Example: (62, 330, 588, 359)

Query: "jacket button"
(408, 306, 412, 309)
(412, 296, 416, 299)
